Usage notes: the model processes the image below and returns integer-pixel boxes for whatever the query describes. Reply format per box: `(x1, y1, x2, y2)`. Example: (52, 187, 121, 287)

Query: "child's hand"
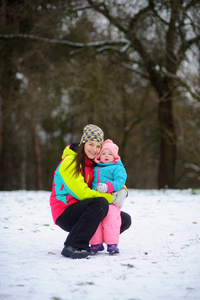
(97, 183, 108, 193)
(112, 189, 128, 208)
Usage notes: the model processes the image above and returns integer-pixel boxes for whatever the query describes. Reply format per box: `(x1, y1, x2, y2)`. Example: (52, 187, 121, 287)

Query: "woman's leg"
(120, 211, 132, 233)
(56, 197, 108, 250)
(89, 222, 103, 245)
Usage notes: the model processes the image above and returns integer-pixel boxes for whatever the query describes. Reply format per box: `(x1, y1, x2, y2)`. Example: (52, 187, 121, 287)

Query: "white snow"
(0, 189, 200, 300)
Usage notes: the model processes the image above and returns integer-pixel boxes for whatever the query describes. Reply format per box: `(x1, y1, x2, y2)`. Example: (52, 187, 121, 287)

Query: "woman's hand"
(112, 189, 128, 208)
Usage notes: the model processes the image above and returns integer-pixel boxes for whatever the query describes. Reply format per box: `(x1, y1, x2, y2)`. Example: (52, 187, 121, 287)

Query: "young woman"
(50, 124, 131, 259)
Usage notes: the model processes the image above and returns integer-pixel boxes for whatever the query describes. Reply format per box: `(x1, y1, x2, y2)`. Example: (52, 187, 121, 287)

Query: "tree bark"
(0, 48, 14, 190)
(157, 83, 177, 188)
(31, 119, 43, 190)
(21, 134, 27, 190)
(0, 0, 6, 189)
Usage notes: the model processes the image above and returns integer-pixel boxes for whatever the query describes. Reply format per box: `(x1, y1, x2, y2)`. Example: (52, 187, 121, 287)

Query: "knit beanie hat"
(80, 124, 104, 145)
(95, 139, 120, 163)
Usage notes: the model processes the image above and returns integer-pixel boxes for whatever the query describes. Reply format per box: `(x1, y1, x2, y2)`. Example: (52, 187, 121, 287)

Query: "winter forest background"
(0, 0, 200, 191)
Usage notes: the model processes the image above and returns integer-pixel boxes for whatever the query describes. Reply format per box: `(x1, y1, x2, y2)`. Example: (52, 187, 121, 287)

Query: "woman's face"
(84, 141, 102, 160)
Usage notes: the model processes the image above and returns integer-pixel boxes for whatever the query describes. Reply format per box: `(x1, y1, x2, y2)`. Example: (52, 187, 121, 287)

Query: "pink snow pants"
(89, 204, 121, 245)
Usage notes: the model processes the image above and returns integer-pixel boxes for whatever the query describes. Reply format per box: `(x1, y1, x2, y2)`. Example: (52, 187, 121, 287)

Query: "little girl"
(89, 139, 127, 254)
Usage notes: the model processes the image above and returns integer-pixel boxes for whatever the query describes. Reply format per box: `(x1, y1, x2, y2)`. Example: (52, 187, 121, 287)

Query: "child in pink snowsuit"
(89, 139, 127, 254)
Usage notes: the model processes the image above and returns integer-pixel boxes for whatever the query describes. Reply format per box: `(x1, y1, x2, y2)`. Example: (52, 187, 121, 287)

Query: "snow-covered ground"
(0, 189, 200, 300)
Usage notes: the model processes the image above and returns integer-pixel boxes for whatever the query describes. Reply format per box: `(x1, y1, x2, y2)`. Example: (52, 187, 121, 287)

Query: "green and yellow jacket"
(50, 143, 113, 223)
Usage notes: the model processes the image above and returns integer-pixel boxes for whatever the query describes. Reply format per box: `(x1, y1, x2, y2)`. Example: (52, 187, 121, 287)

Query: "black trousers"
(56, 197, 131, 250)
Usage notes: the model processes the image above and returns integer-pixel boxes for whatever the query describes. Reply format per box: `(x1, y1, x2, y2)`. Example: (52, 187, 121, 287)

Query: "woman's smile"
(84, 141, 101, 160)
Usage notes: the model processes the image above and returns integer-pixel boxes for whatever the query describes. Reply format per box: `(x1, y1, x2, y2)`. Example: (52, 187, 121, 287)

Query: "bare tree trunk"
(0, 68, 3, 188)
(21, 133, 27, 190)
(0, 54, 14, 190)
(158, 92, 177, 188)
(155, 1, 179, 188)
(31, 118, 43, 190)
(0, 0, 6, 189)
(120, 90, 146, 161)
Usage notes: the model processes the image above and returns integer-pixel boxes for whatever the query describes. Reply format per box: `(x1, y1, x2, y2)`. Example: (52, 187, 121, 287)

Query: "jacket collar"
(85, 154, 95, 167)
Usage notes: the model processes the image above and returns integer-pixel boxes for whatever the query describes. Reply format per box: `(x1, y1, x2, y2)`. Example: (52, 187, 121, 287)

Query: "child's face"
(100, 149, 114, 163)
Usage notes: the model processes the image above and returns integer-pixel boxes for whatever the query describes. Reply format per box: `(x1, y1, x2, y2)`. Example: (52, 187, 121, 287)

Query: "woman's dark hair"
(67, 144, 86, 180)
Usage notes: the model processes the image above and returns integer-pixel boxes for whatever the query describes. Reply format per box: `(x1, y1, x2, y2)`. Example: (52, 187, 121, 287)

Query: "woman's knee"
(92, 196, 109, 205)
(120, 212, 132, 233)
(91, 197, 109, 216)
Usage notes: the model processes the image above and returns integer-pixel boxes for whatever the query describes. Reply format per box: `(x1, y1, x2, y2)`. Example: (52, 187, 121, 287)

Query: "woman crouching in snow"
(50, 124, 131, 259)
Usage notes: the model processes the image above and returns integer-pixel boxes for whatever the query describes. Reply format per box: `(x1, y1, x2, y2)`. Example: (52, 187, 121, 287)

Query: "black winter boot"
(61, 245, 90, 259)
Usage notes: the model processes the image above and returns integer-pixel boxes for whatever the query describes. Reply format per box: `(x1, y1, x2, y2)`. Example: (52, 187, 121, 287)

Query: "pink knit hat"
(95, 139, 120, 163)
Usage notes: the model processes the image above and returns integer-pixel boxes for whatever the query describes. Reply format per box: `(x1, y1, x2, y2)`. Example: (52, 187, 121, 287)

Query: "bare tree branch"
(66, 2, 103, 13)
(0, 33, 130, 50)
(96, 40, 131, 54)
(128, 1, 154, 32)
(177, 35, 200, 65)
(87, 0, 127, 33)
(0, 33, 85, 46)
(151, 6, 170, 26)
(157, 67, 200, 101)
(121, 62, 149, 79)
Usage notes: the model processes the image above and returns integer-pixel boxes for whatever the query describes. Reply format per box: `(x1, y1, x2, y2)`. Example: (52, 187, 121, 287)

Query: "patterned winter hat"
(80, 124, 104, 145)
(95, 139, 120, 163)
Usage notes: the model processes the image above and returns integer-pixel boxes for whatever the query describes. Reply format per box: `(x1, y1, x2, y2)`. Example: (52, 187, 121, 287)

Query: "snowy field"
(0, 189, 200, 300)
